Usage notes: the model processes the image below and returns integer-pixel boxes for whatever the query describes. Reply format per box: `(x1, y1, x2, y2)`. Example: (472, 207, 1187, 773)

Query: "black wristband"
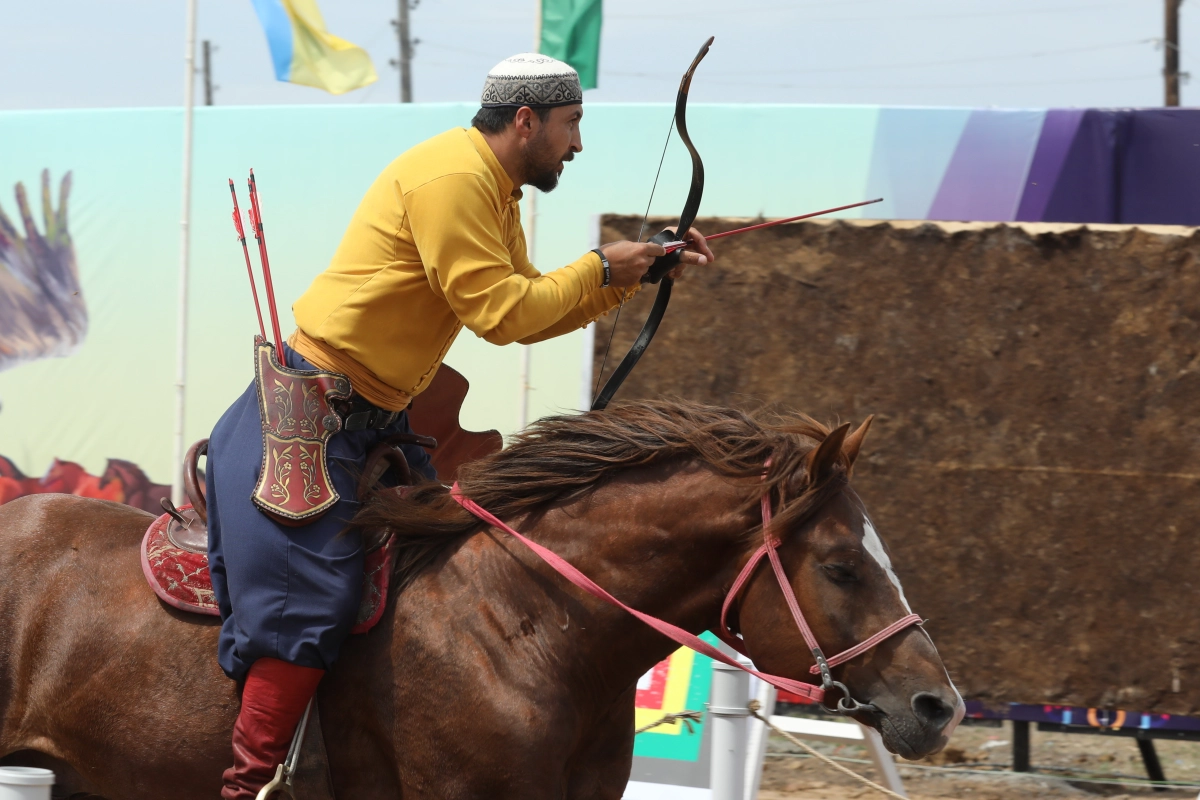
(592, 248, 611, 288)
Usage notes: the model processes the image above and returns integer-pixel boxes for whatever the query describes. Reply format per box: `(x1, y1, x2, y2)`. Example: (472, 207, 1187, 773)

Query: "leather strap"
(343, 408, 399, 432)
(452, 485, 825, 702)
(592, 248, 612, 288)
(291, 701, 336, 800)
(451, 474, 922, 703)
(718, 492, 923, 673)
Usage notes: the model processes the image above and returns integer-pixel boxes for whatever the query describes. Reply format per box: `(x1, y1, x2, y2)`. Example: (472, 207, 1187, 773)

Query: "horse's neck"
(485, 464, 752, 703)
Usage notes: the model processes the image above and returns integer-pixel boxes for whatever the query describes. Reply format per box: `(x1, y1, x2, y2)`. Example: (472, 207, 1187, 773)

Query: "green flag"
(537, 0, 602, 90)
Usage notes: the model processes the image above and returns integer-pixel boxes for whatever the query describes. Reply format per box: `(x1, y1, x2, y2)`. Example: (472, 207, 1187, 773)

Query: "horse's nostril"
(911, 691, 955, 729)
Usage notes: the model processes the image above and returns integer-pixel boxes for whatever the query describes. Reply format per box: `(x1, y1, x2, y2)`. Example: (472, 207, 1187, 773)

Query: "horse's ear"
(805, 423, 851, 485)
(842, 415, 875, 475)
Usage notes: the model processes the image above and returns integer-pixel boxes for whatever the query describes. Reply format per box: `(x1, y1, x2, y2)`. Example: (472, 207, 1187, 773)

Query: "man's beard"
(522, 130, 572, 193)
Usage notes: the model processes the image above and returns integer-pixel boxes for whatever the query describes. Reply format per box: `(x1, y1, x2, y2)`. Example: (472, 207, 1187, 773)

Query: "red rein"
(450, 483, 922, 705)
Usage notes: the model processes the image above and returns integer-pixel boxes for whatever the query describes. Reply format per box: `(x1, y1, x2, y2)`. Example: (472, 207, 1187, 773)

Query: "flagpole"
(173, 0, 198, 505)
(518, 190, 532, 431)
(518, 1, 542, 431)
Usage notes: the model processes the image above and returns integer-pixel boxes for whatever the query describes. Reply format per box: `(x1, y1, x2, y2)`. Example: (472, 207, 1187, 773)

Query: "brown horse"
(0, 401, 962, 799)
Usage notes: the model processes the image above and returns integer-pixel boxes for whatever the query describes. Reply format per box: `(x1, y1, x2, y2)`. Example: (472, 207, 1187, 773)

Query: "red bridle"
(716, 491, 923, 711)
(450, 482, 922, 710)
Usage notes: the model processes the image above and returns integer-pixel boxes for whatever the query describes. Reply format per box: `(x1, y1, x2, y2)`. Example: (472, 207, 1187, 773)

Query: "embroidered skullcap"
(481, 53, 583, 108)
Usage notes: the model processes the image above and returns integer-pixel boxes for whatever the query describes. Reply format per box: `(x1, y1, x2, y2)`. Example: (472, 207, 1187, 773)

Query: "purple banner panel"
(1014, 109, 1085, 222)
(1038, 109, 1126, 224)
(928, 109, 1044, 222)
(966, 701, 1200, 733)
(1121, 109, 1200, 226)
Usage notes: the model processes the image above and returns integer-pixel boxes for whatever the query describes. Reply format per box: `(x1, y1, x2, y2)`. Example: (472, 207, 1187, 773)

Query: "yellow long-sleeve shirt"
(291, 126, 634, 411)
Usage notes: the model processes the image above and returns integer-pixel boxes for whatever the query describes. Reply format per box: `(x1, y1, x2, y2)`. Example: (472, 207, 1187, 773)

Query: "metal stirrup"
(255, 698, 314, 800)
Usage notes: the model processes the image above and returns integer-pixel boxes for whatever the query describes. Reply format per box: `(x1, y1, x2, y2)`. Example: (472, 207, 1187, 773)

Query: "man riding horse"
(207, 53, 716, 799)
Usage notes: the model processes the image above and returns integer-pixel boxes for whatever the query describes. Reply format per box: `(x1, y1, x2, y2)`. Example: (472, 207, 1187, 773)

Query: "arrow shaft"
(229, 180, 267, 341)
(662, 197, 883, 253)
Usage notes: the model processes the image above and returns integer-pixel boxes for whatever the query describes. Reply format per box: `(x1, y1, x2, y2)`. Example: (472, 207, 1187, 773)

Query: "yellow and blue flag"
(251, 0, 378, 95)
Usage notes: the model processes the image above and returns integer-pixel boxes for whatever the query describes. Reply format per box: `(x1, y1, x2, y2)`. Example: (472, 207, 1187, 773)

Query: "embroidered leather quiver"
(251, 336, 352, 525)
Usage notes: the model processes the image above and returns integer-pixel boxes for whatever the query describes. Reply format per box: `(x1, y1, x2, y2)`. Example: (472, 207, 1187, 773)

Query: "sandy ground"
(758, 718, 1200, 800)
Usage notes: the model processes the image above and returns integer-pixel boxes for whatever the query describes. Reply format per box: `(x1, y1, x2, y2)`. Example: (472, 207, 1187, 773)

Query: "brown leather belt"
(342, 398, 402, 432)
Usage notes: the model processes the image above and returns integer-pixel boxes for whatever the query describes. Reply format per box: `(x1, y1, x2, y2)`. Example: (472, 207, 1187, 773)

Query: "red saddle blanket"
(140, 505, 395, 634)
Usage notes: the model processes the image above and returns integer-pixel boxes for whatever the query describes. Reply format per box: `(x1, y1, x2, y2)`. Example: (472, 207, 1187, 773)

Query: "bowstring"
(591, 114, 677, 406)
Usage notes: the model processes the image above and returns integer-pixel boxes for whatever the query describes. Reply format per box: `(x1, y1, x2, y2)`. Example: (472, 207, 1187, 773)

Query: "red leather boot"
(222, 658, 324, 800)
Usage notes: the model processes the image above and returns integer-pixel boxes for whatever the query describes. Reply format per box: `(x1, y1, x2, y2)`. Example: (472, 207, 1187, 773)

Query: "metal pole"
(534, 0, 544, 52)
(519, 5, 542, 427)
(398, 0, 413, 102)
(709, 659, 750, 800)
(517, 346, 531, 429)
(580, 214, 601, 412)
(173, 0, 198, 506)
(203, 40, 213, 106)
(1166, 0, 1181, 107)
(860, 723, 907, 795)
(1135, 736, 1167, 786)
(1012, 720, 1031, 772)
(517, 191, 536, 430)
(745, 682, 776, 799)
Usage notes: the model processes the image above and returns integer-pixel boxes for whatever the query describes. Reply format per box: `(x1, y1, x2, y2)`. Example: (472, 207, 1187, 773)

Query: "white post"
(519, 10, 542, 431)
(860, 723, 907, 795)
(745, 683, 777, 799)
(533, 0, 543, 53)
(709, 659, 750, 800)
(517, 190, 536, 430)
(172, 0, 198, 506)
(580, 214, 600, 411)
(517, 345, 531, 430)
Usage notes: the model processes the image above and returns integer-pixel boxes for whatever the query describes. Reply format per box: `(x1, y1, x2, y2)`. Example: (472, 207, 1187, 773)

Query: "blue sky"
(1, 0, 1195, 110)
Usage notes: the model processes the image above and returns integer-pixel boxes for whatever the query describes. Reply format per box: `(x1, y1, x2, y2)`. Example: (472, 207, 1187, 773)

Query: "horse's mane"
(355, 399, 851, 591)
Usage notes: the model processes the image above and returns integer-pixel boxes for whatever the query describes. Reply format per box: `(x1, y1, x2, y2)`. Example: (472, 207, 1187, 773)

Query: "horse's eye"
(822, 563, 858, 583)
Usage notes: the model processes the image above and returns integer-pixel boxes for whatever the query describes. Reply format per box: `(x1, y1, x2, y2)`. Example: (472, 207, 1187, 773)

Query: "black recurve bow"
(590, 36, 714, 412)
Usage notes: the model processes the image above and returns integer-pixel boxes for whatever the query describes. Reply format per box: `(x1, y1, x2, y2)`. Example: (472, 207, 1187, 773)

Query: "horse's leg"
(321, 534, 637, 800)
(564, 687, 636, 800)
(323, 598, 582, 799)
(317, 611, 404, 798)
(0, 496, 237, 800)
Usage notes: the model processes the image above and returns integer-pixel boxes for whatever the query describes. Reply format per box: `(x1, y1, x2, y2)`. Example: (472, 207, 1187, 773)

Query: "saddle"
(140, 440, 406, 635)
(139, 363, 503, 632)
(142, 506, 397, 633)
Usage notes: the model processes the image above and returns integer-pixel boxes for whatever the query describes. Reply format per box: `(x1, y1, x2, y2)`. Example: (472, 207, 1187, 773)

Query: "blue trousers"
(206, 345, 435, 680)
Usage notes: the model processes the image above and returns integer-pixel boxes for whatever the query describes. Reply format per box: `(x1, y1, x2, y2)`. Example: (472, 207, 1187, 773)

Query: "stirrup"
(256, 764, 295, 800)
(254, 697, 313, 800)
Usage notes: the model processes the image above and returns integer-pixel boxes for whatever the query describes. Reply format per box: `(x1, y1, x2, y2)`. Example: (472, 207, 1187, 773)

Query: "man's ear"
(513, 106, 537, 140)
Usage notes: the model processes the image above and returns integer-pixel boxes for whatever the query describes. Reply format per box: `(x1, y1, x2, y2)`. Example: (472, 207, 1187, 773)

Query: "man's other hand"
(600, 228, 714, 288)
(664, 227, 714, 280)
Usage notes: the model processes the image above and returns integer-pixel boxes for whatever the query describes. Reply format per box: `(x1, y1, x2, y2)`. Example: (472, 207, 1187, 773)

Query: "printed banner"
(5, 104, 1200, 498)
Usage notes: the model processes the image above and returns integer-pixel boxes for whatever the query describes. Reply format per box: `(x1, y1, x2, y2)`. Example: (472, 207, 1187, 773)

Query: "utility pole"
(390, 1, 418, 103)
(1165, 0, 1182, 107)
(202, 40, 215, 106)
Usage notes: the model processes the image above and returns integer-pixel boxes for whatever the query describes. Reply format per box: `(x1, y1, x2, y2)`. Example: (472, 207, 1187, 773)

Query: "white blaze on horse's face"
(859, 515, 913, 614)
(859, 510, 966, 720)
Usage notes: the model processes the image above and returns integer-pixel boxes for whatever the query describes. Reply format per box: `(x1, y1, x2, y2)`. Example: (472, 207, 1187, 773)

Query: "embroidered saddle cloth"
(140, 505, 395, 635)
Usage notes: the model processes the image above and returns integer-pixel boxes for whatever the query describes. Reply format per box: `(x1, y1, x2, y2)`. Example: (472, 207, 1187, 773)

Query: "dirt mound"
(596, 215, 1200, 714)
